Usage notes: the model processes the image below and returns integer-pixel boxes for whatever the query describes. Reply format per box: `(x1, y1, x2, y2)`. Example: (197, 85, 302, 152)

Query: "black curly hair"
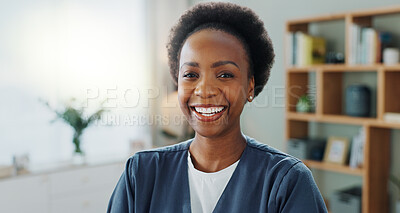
(167, 2, 275, 97)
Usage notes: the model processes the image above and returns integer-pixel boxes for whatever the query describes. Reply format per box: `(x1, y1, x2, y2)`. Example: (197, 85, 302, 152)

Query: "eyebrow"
(180, 61, 239, 69)
(180, 62, 199, 69)
(211, 61, 239, 69)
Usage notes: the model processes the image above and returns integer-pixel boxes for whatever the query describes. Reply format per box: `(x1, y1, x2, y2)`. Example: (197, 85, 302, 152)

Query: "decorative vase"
(383, 48, 400, 65)
(345, 84, 371, 117)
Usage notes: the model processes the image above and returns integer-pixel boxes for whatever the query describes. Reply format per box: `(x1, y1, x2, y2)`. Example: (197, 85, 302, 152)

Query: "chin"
(190, 123, 229, 139)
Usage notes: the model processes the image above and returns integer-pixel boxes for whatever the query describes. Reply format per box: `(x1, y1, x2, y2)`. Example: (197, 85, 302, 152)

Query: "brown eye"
(218, 73, 234, 78)
(183, 72, 198, 78)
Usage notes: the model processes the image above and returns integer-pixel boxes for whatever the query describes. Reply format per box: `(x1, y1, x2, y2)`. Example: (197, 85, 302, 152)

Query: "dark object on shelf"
(345, 85, 371, 117)
(330, 186, 362, 213)
(326, 52, 345, 64)
(287, 138, 326, 160)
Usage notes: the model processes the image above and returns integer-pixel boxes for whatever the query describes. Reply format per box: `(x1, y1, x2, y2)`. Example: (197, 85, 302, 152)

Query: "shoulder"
(125, 138, 193, 170)
(132, 138, 192, 158)
(245, 135, 302, 168)
(137, 138, 192, 154)
(243, 137, 326, 211)
(243, 135, 312, 184)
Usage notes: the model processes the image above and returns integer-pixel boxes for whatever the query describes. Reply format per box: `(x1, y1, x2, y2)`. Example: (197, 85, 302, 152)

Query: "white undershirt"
(187, 151, 239, 213)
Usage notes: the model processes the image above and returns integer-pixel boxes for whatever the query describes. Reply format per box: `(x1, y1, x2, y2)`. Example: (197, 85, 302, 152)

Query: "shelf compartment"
(384, 71, 400, 115)
(321, 71, 378, 118)
(348, 12, 400, 66)
(286, 18, 346, 67)
(286, 72, 317, 113)
(303, 160, 364, 176)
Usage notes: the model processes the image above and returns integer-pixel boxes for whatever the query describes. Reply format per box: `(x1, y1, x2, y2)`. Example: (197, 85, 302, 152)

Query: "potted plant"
(42, 98, 106, 164)
(296, 95, 314, 113)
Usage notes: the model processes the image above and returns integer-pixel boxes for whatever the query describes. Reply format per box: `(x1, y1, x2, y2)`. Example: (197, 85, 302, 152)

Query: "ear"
(247, 76, 255, 102)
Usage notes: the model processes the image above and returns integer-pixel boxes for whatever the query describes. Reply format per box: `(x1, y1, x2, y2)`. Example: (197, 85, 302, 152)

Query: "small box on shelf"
(287, 138, 326, 161)
(330, 186, 362, 213)
(384, 112, 400, 123)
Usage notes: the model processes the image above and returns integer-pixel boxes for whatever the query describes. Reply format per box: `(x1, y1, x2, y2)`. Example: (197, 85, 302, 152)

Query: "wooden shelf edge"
(368, 121, 400, 130)
(286, 112, 400, 129)
(303, 160, 364, 176)
(384, 66, 400, 71)
(286, 5, 400, 25)
(287, 13, 346, 25)
(286, 112, 318, 121)
(286, 64, 400, 72)
(351, 5, 400, 17)
(286, 112, 377, 125)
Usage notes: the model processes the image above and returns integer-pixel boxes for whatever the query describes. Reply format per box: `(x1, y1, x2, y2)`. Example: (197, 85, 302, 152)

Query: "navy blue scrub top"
(107, 135, 328, 213)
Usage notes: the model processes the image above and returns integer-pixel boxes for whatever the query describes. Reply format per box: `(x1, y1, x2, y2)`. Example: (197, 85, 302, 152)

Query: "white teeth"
(194, 107, 224, 115)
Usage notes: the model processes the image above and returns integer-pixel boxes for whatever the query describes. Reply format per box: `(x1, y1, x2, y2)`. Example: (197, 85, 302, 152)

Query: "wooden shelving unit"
(285, 5, 400, 213)
(303, 160, 364, 176)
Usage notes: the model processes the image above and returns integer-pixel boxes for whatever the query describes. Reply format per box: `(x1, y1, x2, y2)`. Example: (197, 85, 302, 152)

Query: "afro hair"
(167, 2, 275, 97)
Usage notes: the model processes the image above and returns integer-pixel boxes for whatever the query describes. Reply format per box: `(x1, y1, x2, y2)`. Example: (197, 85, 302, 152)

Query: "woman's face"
(178, 29, 254, 138)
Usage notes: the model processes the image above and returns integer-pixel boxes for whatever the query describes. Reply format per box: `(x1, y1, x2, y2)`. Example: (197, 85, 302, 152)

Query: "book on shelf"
(384, 112, 400, 123)
(286, 32, 294, 66)
(349, 127, 365, 169)
(286, 32, 326, 66)
(349, 24, 392, 65)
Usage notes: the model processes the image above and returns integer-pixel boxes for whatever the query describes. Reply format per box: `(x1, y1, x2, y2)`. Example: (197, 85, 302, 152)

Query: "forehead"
(179, 29, 248, 67)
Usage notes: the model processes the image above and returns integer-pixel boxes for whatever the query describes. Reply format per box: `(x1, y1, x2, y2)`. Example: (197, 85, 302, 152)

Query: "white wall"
(0, 0, 152, 166)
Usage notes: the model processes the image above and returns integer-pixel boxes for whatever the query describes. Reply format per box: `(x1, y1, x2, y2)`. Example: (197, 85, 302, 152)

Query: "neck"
(189, 128, 247, 173)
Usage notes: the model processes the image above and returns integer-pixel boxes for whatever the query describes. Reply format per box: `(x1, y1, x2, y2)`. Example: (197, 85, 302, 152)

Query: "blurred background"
(1, 0, 400, 212)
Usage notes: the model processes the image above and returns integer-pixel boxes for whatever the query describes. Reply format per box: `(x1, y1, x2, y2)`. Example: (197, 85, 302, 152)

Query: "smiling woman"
(108, 2, 328, 213)
(179, 30, 251, 139)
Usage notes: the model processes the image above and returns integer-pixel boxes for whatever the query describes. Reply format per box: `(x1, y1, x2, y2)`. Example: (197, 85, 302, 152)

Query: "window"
(0, 0, 150, 164)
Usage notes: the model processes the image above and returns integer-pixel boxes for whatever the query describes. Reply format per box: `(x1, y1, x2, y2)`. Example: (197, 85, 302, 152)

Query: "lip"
(189, 104, 227, 122)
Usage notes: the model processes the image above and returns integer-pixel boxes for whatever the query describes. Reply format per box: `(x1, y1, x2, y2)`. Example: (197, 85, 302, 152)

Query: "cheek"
(222, 83, 248, 105)
(177, 84, 192, 112)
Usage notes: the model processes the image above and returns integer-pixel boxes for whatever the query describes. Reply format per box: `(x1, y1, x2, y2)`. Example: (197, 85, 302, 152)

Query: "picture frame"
(323, 137, 350, 165)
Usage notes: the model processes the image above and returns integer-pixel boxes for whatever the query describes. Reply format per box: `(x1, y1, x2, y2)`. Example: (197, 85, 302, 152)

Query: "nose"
(194, 76, 218, 98)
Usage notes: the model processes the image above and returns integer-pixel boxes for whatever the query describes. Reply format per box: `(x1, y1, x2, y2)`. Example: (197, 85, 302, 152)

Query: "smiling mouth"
(190, 105, 227, 122)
